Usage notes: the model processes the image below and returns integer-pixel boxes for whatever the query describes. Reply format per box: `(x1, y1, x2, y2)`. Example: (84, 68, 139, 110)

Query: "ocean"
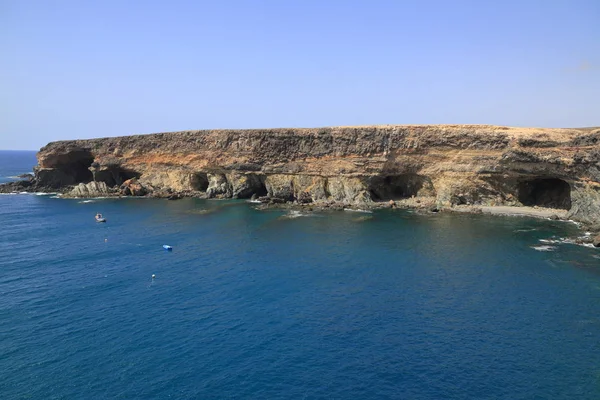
(0, 150, 38, 184)
(1, 150, 599, 399)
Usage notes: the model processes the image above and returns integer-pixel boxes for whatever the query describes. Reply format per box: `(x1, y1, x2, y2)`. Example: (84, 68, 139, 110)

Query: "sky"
(1, 0, 599, 150)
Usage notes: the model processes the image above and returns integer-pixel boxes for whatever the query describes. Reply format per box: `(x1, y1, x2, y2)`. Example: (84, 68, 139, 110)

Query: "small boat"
(163, 245, 173, 251)
(95, 213, 106, 223)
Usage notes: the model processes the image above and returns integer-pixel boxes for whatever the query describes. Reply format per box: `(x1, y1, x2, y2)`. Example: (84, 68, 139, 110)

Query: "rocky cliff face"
(9, 125, 600, 226)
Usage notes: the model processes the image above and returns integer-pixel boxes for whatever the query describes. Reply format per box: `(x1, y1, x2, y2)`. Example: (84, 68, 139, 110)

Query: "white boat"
(95, 213, 106, 223)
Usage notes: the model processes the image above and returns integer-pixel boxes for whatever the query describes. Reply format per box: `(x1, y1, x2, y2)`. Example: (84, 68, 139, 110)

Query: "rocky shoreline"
(2, 124, 599, 245)
(3, 179, 599, 247)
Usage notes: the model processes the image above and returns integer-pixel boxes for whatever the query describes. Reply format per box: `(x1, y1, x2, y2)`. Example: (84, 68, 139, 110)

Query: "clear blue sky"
(1, 0, 599, 150)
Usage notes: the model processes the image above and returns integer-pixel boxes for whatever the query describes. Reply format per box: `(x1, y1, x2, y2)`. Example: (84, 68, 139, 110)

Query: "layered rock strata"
(3, 125, 600, 227)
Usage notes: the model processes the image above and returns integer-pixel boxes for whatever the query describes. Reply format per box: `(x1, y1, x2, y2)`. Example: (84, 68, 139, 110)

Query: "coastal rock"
(228, 173, 265, 199)
(593, 236, 600, 248)
(120, 177, 147, 196)
(567, 182, 600, 226)
(66, 181, 111, 198)
(2, 124, 598, 226)
(35, 167, 78, 188)
(297, 191, 313, 204)
(0, 179, 33, 193)
(137, 169, 195, 192)
(206, 174, 232, 198)
(264, 174, 295, 201)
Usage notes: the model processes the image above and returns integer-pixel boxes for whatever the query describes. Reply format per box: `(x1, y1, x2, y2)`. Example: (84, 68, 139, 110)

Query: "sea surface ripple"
(0, 152, 599, 399)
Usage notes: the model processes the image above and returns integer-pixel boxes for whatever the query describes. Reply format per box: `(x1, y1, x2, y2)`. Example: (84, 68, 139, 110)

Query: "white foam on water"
(514, 228, 538, 232)
(6, 173, 33, 179)
(4, 191, 58, 196)
(531, 245, 557, 252)
(343, 208, 373, 214)
(539, 238, 561, 244)
(284, 210, 314, 219)
(246, 199, 262, 204)
(79, 200, 95, 204)
(539, 237, 598, 249)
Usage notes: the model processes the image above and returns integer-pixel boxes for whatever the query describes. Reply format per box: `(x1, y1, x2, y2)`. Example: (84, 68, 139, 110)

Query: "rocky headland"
(3, 124, 600, 239)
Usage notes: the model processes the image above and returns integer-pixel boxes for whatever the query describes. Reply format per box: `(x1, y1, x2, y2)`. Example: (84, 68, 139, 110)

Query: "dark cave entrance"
(255, 181, 268, 197)
(252, 175, 268, 198)
(94, 165, 140, 187)
(191, 173, 209, 192)
(368, 174, 434, 201)
(517, 178, 571, 210)
(64, 151, 95, 183)
(234, 174, 268, 199)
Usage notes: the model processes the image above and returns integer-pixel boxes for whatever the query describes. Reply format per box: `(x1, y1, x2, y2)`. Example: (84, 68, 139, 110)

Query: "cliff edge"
(4, 124, 600, 227)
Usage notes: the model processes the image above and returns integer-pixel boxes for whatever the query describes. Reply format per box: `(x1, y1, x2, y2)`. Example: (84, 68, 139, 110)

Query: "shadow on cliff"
(484, 175, 572, 210)
(92, 163, 140, 186)
(517, 178, 571, 210)
(367, 174, 435, 201)
(36, 149, 95, 188)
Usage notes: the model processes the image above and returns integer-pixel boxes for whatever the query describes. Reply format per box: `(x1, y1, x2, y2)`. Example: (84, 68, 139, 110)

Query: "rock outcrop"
(3, 124, 600, 227)
(64, 181, 112, 198)
(120, 178, 147, 196)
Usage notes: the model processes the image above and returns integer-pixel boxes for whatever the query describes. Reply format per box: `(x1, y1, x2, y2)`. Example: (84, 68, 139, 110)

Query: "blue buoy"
(163, 245, 173, 251)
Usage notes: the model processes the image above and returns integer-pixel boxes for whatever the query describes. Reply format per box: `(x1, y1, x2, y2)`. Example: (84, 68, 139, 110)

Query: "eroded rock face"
(228, 173, 265, 199)
(65, 181, 111, 198)
(120, 178, 147, 196)
(4, 124, 599, 225)
(206, 174, 232, 198)
(568, 183, 600, 226)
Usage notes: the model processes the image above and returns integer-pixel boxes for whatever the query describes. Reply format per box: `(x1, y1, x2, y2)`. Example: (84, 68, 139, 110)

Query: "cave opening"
(252, 177, 268, 198)
(191, 173, 209, 192)
(369, 174, 434, 201)
(63, 151, 95, 184)
(517, 178, 571, 210)
(234, 174, 268, 199)
(94, 166, 140, 187)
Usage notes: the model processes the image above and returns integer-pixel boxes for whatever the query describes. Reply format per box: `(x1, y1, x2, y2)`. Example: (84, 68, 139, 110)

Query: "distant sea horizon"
(0, 149, 39, 153)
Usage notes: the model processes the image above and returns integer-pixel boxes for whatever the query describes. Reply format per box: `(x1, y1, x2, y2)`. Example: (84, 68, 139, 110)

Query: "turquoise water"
(1, 152, 600, 399)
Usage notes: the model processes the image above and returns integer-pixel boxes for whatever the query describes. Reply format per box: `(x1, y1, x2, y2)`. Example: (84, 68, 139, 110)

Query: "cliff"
(5, 124, 600, 226)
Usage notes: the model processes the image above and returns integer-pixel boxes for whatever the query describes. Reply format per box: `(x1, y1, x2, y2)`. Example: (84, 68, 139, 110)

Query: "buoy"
(104, 238, 108, 242)
(152, 274, 156, 279)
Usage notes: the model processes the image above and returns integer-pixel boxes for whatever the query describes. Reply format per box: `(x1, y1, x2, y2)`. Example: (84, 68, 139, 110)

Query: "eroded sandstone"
(2, 124, 599, 227)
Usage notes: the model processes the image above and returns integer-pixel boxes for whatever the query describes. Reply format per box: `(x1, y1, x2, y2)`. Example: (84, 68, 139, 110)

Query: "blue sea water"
(0, 150, 38, 184)
(1, 152, 599, 399)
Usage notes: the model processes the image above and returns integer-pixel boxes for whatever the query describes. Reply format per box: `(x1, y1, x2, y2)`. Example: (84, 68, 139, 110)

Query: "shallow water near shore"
(1, 152, 600, 399)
